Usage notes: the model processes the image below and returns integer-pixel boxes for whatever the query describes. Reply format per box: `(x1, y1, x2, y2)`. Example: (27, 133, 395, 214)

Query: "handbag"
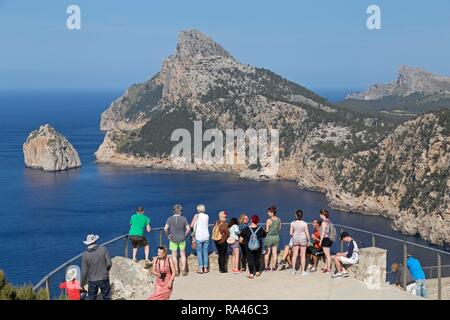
(191, 238, 197, 250)
(191, 214, 199, 250)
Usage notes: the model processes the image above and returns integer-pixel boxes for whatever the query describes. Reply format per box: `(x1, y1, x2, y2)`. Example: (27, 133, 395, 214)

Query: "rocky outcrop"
(348, 65, 450, 100)
(23, 125, 81, 171)
(109, 257, 154, 300)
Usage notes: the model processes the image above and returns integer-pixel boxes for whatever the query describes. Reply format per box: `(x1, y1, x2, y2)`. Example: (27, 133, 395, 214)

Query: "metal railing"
(33, 223, 450, 300)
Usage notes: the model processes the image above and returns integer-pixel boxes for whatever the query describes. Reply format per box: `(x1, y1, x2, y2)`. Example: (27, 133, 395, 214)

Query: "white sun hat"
(65, 267, 78, 282)
(83, 234, 99, 245)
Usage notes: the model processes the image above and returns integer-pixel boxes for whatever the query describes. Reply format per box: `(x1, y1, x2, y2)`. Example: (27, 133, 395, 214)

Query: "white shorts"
(339, 256, 358, 265)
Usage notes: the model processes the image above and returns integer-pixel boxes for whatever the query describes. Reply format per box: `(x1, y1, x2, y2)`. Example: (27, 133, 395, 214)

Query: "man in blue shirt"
(406, 254, 427, 298)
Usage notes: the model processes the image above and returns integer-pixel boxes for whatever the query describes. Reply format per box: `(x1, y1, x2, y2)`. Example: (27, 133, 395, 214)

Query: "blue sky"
(1, 0, 449, 91)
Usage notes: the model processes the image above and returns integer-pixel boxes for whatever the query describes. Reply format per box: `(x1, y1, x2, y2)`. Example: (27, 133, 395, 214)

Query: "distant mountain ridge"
(95, 30, 450, 246)
(348, 65, 450, 100)
(339, 66, 450, 117)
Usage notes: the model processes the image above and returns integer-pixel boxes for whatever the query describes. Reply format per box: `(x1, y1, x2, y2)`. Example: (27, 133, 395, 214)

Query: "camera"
(160, 272, 167, 281)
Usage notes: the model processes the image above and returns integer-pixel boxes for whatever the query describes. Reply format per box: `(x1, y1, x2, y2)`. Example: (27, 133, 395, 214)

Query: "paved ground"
(170, 268, 422, 300)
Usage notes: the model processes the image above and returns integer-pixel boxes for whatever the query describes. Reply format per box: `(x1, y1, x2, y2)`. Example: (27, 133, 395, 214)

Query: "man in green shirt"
(129, 206, 151, 262)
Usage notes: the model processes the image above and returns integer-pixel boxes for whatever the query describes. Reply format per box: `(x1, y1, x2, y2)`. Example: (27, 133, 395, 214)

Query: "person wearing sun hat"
(81, 234, 112, 300)
(59, 266, 83, 300)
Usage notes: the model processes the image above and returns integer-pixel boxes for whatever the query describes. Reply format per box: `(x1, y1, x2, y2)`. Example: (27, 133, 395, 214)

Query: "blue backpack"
(248, 227, 261, 251)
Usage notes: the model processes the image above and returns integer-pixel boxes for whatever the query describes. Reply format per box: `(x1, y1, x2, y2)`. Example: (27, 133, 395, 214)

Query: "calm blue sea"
(0, 89, 443, 286)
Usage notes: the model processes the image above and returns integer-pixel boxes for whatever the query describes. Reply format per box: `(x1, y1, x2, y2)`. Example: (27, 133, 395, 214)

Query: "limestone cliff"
(329, 110, 450, 245)
(23, 125, 81, 171)
(95, 30, 450, 245)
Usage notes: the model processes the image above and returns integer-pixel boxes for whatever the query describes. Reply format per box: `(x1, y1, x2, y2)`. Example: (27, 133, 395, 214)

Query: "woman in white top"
(290, 209, 310, 276)
(190, 204, 210, 273)
(227, 217, 241, 273)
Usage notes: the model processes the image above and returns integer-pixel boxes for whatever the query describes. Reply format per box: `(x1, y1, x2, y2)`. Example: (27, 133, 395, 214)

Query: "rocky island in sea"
(23, 124, 81, 171)
(95, 29, 450, 246)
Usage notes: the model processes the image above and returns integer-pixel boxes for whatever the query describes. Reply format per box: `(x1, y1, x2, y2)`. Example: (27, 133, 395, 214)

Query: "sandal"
(255, 272, 262, 277)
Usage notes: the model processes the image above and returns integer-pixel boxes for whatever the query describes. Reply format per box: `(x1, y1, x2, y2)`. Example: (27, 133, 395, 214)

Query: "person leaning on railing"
(391, 262, 414, 292)
(406, 254, 428, 298)
(129, 206, 151, 263)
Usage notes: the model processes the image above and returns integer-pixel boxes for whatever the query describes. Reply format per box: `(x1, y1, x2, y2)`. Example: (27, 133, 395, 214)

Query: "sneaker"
(255, 272, 262, 277)
(182, 271, 188, 276)
(291, 270, 297, 275)
(132, 258, 138, 263)
(342, 272, 349, 278)
(310, 268, 317, 272)
(332, 272, 343, 278)
(301, 271, 308, 276)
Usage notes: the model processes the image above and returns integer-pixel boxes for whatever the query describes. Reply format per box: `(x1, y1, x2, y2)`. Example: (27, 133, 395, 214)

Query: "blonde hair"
(197, 204, 206, 213)
(218, 210, 227, 220)
(391, 263, 399, 272)
(238, 213, 248, 224)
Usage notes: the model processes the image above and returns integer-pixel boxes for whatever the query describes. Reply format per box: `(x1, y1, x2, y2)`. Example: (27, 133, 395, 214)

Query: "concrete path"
(170, 269, 421, 300)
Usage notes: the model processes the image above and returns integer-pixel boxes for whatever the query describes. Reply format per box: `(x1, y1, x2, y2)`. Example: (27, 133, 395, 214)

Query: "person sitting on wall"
(331, 232, 359, 278)
(278, 238, 294, 270)
(306, 219, 324, 272)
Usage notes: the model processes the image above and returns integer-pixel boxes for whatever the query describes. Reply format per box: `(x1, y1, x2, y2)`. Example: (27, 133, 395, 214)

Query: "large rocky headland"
(95, 30, 450, 246)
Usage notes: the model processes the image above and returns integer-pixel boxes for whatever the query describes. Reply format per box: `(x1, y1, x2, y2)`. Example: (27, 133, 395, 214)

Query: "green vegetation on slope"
(0, 270, 49, 300)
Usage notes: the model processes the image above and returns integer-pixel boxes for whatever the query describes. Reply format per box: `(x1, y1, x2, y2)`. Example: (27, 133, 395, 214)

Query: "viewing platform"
(33, 224, 450, 300)
(170, 266, 421, 300)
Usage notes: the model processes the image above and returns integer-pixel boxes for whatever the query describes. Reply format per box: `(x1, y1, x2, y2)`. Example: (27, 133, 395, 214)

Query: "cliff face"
(329, 110, 450, 245)
(23, 125, 81, 171)
(96, 30, 450, 245)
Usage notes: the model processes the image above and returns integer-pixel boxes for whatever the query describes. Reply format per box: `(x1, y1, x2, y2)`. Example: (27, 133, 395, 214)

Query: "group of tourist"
(59, 204, 428, 300)
(132, 204, 362, 299)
